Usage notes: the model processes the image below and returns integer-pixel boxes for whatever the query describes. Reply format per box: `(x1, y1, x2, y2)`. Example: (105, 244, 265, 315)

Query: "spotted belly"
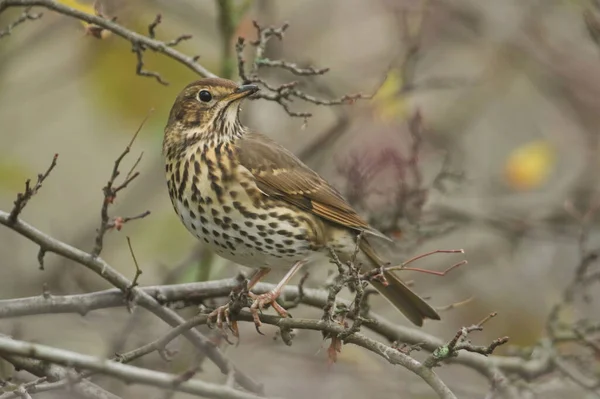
(173, 196, 315, 269)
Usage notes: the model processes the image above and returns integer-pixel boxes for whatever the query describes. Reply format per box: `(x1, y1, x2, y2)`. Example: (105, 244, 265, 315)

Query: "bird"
(162, 77, 440, 331)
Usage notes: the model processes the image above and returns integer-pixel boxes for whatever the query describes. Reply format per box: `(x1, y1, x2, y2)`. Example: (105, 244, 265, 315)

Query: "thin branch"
(236, 20, 374, 119)
(0, 336, 268, 399)
(92, 115, 149, 257)
(255, 59, 330, 76)
(124, 236, 143, 309)
(0, 272, 553, 394)
(386, 249, 465, 271)
(8, 153, 58, 223)
(148, 13, 161, 39)
(0, 5, 42, 38)
(106, 211, 151, 231)
(132, 42, 168, 85)
(0, 0, 217, 79)
(0, 352, 120, 399)
(0, 212, 263, 394)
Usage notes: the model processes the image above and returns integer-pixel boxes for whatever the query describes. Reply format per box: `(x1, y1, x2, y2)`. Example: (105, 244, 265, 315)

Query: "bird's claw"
(248, 289, 289, 334)
(207, 304, 239, 344)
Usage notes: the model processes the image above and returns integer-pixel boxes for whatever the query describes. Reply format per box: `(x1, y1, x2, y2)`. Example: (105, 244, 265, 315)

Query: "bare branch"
(254, 59, 330, 76)
(0, 212, 263, 394)
(0, 352, 120, 399)
(0, 5, 42, 38)
(236, 21, 374, 119)
(92, 116, 150, 257)
(0, 273, 552, 395)
(8, 153, 58, 223)
(148, 13, 161, 39)
(0, 336, 268, 399)
(0, 0, 217, 79)
(124, 236, 143, 309)
(132, 42, 168, 85)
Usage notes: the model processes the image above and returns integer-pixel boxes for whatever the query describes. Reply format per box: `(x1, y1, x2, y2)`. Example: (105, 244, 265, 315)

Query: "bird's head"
(163, 78, 259, 153)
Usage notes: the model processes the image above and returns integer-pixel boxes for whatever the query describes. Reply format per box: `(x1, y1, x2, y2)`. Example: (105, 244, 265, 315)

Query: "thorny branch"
(0, 128, 262, 394)
(236, 21, 374, 120)
(92, 115, 150, 257)
(0, 5, 41, 38)
(337, 109, 462, 241)
(0, 0, 216, 79)
(424, 312, 509, 368)
(320, 234, 473, 367)
(543, 199, 600, 391)
(8, 153, 58, 224)
(130, 13, 193, 85)
(1, 0, 375, 121)
(0, 353, 118, 399)
(125, 236, 143, 308)
(0, 336, 265, 399)
(0, 211, 264, 394)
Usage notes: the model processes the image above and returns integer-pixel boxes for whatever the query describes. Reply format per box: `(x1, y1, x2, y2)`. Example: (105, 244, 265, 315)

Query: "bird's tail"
(360, 238, 440, 327)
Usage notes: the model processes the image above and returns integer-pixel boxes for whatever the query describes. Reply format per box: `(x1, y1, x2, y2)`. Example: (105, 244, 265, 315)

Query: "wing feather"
(235, 132, 391, 241)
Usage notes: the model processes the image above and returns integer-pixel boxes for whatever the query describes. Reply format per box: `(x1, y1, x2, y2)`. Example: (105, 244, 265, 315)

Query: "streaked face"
(166, 78, 258, 129)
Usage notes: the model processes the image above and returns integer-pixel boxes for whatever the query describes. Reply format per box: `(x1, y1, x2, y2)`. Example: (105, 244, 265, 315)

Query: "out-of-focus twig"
(8, 153, 57, 224)
(236, 21, 374, 119)
(0, 213, 263, 394)
(0, 5, 41, 38)
(0, 352, 119, 399)
(0, 0, 216, 79)
(0, 336, 265, 399)
(92, 115, 150, 257)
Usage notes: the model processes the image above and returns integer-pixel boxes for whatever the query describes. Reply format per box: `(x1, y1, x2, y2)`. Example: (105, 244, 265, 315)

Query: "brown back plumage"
(235, 132, 391, 241)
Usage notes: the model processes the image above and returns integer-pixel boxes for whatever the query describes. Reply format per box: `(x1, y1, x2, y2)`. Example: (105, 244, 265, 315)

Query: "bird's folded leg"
(248, 260, 307, 334)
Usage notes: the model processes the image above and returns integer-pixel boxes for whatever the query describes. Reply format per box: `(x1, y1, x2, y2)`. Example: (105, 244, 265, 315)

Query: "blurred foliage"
(504, 140, 556, 191)
(371, 69, 409, 123)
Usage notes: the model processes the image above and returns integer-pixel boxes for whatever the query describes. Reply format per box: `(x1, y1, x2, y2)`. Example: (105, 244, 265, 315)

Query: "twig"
(124, 236, 143, 309)
(0, 0, 216, 79)
(0, 353, 119, 399)
(386, 249, 465, 271)
(424, 312, 509, 368)
(388, 260, 468, 276)
(236, 20, 373, 119)
(0, 336, 267, 399)
(148, 13, 161, 39)
(106, 211, 151, 231)
(0, 276, 551, 390)
(132, 42, 168, 85)
(92, 115, 149, 257)
(255, 59, 330, 76)
(0, 5, 42, 38)
(0, 212, 263, 394)
(8, 154, 58, 223)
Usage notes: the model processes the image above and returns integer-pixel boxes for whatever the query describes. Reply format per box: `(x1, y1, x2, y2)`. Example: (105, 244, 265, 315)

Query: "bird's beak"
(229, 84, 259, 100)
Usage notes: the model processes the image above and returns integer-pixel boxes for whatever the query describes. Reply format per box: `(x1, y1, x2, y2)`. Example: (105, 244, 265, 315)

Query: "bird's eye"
(198, 90, 212, 102)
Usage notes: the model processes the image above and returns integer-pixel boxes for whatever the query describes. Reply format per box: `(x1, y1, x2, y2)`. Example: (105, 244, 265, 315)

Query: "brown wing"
(235, 132, 391, 241)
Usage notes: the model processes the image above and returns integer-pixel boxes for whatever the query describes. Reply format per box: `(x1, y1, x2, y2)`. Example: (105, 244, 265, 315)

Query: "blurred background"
(1, 0, 600, 397)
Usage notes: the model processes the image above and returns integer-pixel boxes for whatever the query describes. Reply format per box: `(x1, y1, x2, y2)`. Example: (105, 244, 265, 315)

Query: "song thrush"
(162, 78, 440, 328)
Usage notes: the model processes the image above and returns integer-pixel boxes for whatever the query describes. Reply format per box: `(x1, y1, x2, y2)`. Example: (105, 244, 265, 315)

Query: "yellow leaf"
(504, 140, 556, 191)
(372, 69, 409, 122)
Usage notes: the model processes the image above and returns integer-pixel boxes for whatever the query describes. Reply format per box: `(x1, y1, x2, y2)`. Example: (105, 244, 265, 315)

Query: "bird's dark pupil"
(199, 90, 212, 102)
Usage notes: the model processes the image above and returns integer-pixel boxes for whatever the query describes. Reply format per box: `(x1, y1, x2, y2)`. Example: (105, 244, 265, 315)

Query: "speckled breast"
(166, 142, 320, 269)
